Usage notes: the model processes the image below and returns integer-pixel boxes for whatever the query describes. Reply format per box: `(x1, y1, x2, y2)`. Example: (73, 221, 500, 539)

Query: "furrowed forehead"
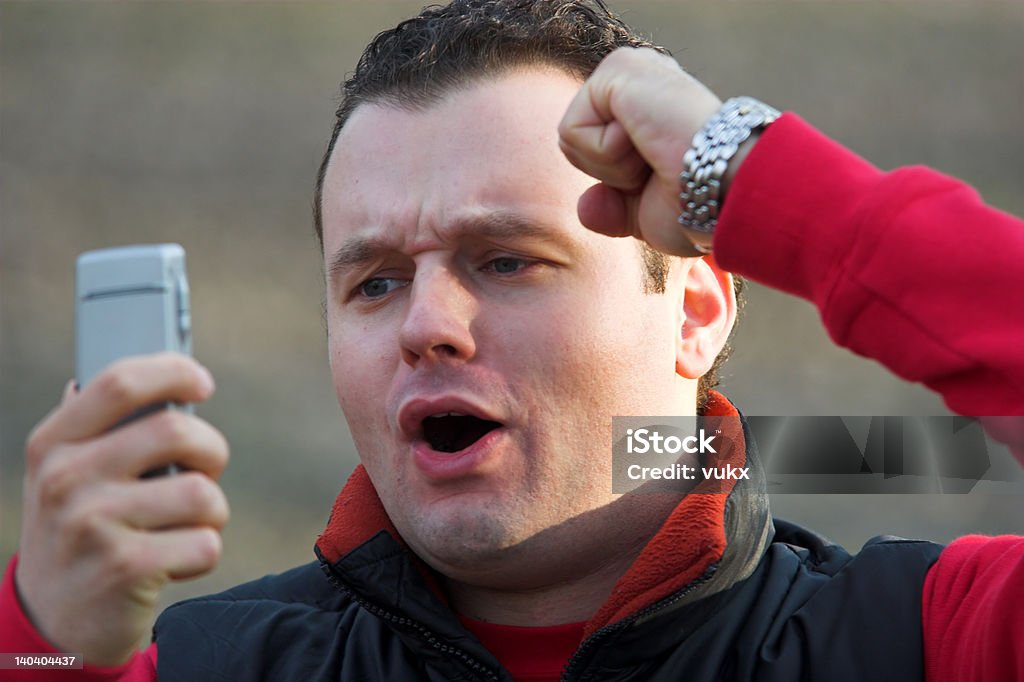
(316, 62, 587, 227)
(318, 68, 591, 247)
(325, 210, 576, 285)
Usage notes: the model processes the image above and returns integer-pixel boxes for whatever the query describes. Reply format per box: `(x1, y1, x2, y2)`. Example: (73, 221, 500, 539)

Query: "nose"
(399, 266, 477, 368)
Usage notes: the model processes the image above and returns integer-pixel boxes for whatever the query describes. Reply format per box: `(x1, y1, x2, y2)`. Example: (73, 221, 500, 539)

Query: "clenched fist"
(15, 353, 229, 666)
(559, 47, 742, 257)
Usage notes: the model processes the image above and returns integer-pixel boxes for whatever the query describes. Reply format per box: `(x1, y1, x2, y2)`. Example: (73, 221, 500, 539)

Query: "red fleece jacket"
(2, 113, 1022, 681)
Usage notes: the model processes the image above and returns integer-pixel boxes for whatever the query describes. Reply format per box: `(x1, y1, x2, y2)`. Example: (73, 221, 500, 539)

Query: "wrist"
(720, 130, 762, 201)
(677, 97, 779, 254)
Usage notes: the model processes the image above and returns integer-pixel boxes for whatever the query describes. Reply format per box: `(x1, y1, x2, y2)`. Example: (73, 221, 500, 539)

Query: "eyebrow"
(326, 211, 568, 283)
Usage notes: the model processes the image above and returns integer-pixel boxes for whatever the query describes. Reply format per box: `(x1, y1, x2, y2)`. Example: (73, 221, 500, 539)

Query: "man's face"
(320, 69, 698, 578)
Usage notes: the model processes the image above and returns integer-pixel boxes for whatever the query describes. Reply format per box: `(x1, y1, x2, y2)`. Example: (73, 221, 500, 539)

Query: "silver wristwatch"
(678, 97, 780, 254)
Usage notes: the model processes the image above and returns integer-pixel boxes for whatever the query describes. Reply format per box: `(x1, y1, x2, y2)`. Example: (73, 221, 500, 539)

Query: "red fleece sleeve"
(715, 114, 1024, 427)
(0, 556, 157, 681)
(923, 536, 1024, 681)
(714, 114, 1024, 677)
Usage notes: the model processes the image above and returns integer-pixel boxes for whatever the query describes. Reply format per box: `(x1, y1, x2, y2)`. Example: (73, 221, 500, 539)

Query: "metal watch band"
(678, 96, 781, 254)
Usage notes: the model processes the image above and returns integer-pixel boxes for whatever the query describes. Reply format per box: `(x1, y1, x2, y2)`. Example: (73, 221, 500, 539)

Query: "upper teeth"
(431, 412, 466, 418)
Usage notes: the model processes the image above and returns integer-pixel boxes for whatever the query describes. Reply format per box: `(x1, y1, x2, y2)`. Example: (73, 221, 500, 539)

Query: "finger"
(29, 411, 229, 515)
(132, 526, 223, 581)
(577, 183, 706, 258)
(564, 47, 720, 179)
(559, 114, 651, 191)
(85, 408, 230, 480)
(93, 474, 229, 531)
(26, 382, 81, 471)
(31, 353, 215, 452)
(557, 57, 651, 191)
(28, 408, 228, 511)
(577, 183, 636, 238)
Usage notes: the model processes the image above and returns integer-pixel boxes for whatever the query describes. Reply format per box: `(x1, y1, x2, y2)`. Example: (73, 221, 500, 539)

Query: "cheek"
(328, 323, 390, 422)
(530, 288, 678, 414)
(330, 334, 397, 485)
(497, 295, 627, 412)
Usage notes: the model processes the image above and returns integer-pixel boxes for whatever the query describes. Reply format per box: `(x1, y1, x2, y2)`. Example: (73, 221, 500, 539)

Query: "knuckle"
(179, 474, 229, 528)
(214, 428, 231, 465)
(180, 473, 215, 510)
(179, 417, 230, 475)
(94, 369, 135, 406)
(556, 115, 572, 138)
(209, 487, 230, 527)
(106, 542, 145, 583)
(202, 422, 230, 471)
(153, 410, 194, 448)
(560, 143, 589, 172)
(24, 425, 52, 473)
(604, 46, 631, 66)
(559, 123, 585, 149)
(164, 351, 197, 377)
(36, 455, 78, 509)
(194, 528, 223, 568)
(608, 46, 647, 68)
(63, 501, 112, 551)
(218, 496, 232, 527)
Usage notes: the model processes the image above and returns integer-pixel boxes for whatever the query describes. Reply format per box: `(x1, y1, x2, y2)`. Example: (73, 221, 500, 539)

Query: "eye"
(486, 257, 529, 275)
(358, 277, 407, 299)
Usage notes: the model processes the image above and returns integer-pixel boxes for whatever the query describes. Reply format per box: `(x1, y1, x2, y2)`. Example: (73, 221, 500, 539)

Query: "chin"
(406, 503, 529, 570)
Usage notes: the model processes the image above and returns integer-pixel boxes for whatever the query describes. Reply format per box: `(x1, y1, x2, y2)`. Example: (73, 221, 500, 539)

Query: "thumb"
(577, 183, 637, 238)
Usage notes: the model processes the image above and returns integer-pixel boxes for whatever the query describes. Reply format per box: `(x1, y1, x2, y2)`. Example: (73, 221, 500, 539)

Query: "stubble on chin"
(405, 500, 534, 572)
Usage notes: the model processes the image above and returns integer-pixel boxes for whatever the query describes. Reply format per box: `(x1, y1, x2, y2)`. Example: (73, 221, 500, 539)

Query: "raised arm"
(558, 45, 1024, 682)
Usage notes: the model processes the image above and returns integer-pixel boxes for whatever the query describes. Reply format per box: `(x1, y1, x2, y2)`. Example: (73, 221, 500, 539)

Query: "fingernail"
(63, 379, 78, 401)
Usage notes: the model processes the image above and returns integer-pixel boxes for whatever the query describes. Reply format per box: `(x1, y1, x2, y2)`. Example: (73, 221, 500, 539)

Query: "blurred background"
(2, 0, 1022, 643)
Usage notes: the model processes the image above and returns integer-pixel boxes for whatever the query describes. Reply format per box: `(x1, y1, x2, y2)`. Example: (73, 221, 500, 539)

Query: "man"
(3, 1, 1023, 680)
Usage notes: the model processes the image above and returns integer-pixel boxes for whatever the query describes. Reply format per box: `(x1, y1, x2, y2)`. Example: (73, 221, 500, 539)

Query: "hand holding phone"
(14, 245, 230, 666)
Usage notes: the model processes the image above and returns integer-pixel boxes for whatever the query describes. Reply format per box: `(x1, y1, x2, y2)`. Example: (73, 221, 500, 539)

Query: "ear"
(675, 255, 737, 380)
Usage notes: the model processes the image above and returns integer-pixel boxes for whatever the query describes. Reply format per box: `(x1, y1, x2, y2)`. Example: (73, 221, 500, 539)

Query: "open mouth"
(422, 413, 502, 453)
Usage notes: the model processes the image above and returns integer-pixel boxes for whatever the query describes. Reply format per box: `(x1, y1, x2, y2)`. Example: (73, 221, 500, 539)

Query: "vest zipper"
(559, 562, 719, 682)
(317, 559, 501, 682)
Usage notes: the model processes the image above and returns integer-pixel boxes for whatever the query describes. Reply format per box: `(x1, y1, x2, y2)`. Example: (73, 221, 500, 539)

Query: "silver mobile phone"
(75, 244, 192, 476)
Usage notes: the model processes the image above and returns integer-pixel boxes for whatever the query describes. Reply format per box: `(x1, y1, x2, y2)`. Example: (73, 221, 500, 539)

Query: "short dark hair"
(313, 0, 742, 410)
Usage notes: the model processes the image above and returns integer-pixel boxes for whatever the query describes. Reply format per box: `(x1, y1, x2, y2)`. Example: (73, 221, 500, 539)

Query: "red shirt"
(459, 616, 585, 682)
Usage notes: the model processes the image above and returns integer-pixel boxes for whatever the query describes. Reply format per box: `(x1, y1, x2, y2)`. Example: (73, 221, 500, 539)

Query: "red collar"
(315, 391, 745, 637)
